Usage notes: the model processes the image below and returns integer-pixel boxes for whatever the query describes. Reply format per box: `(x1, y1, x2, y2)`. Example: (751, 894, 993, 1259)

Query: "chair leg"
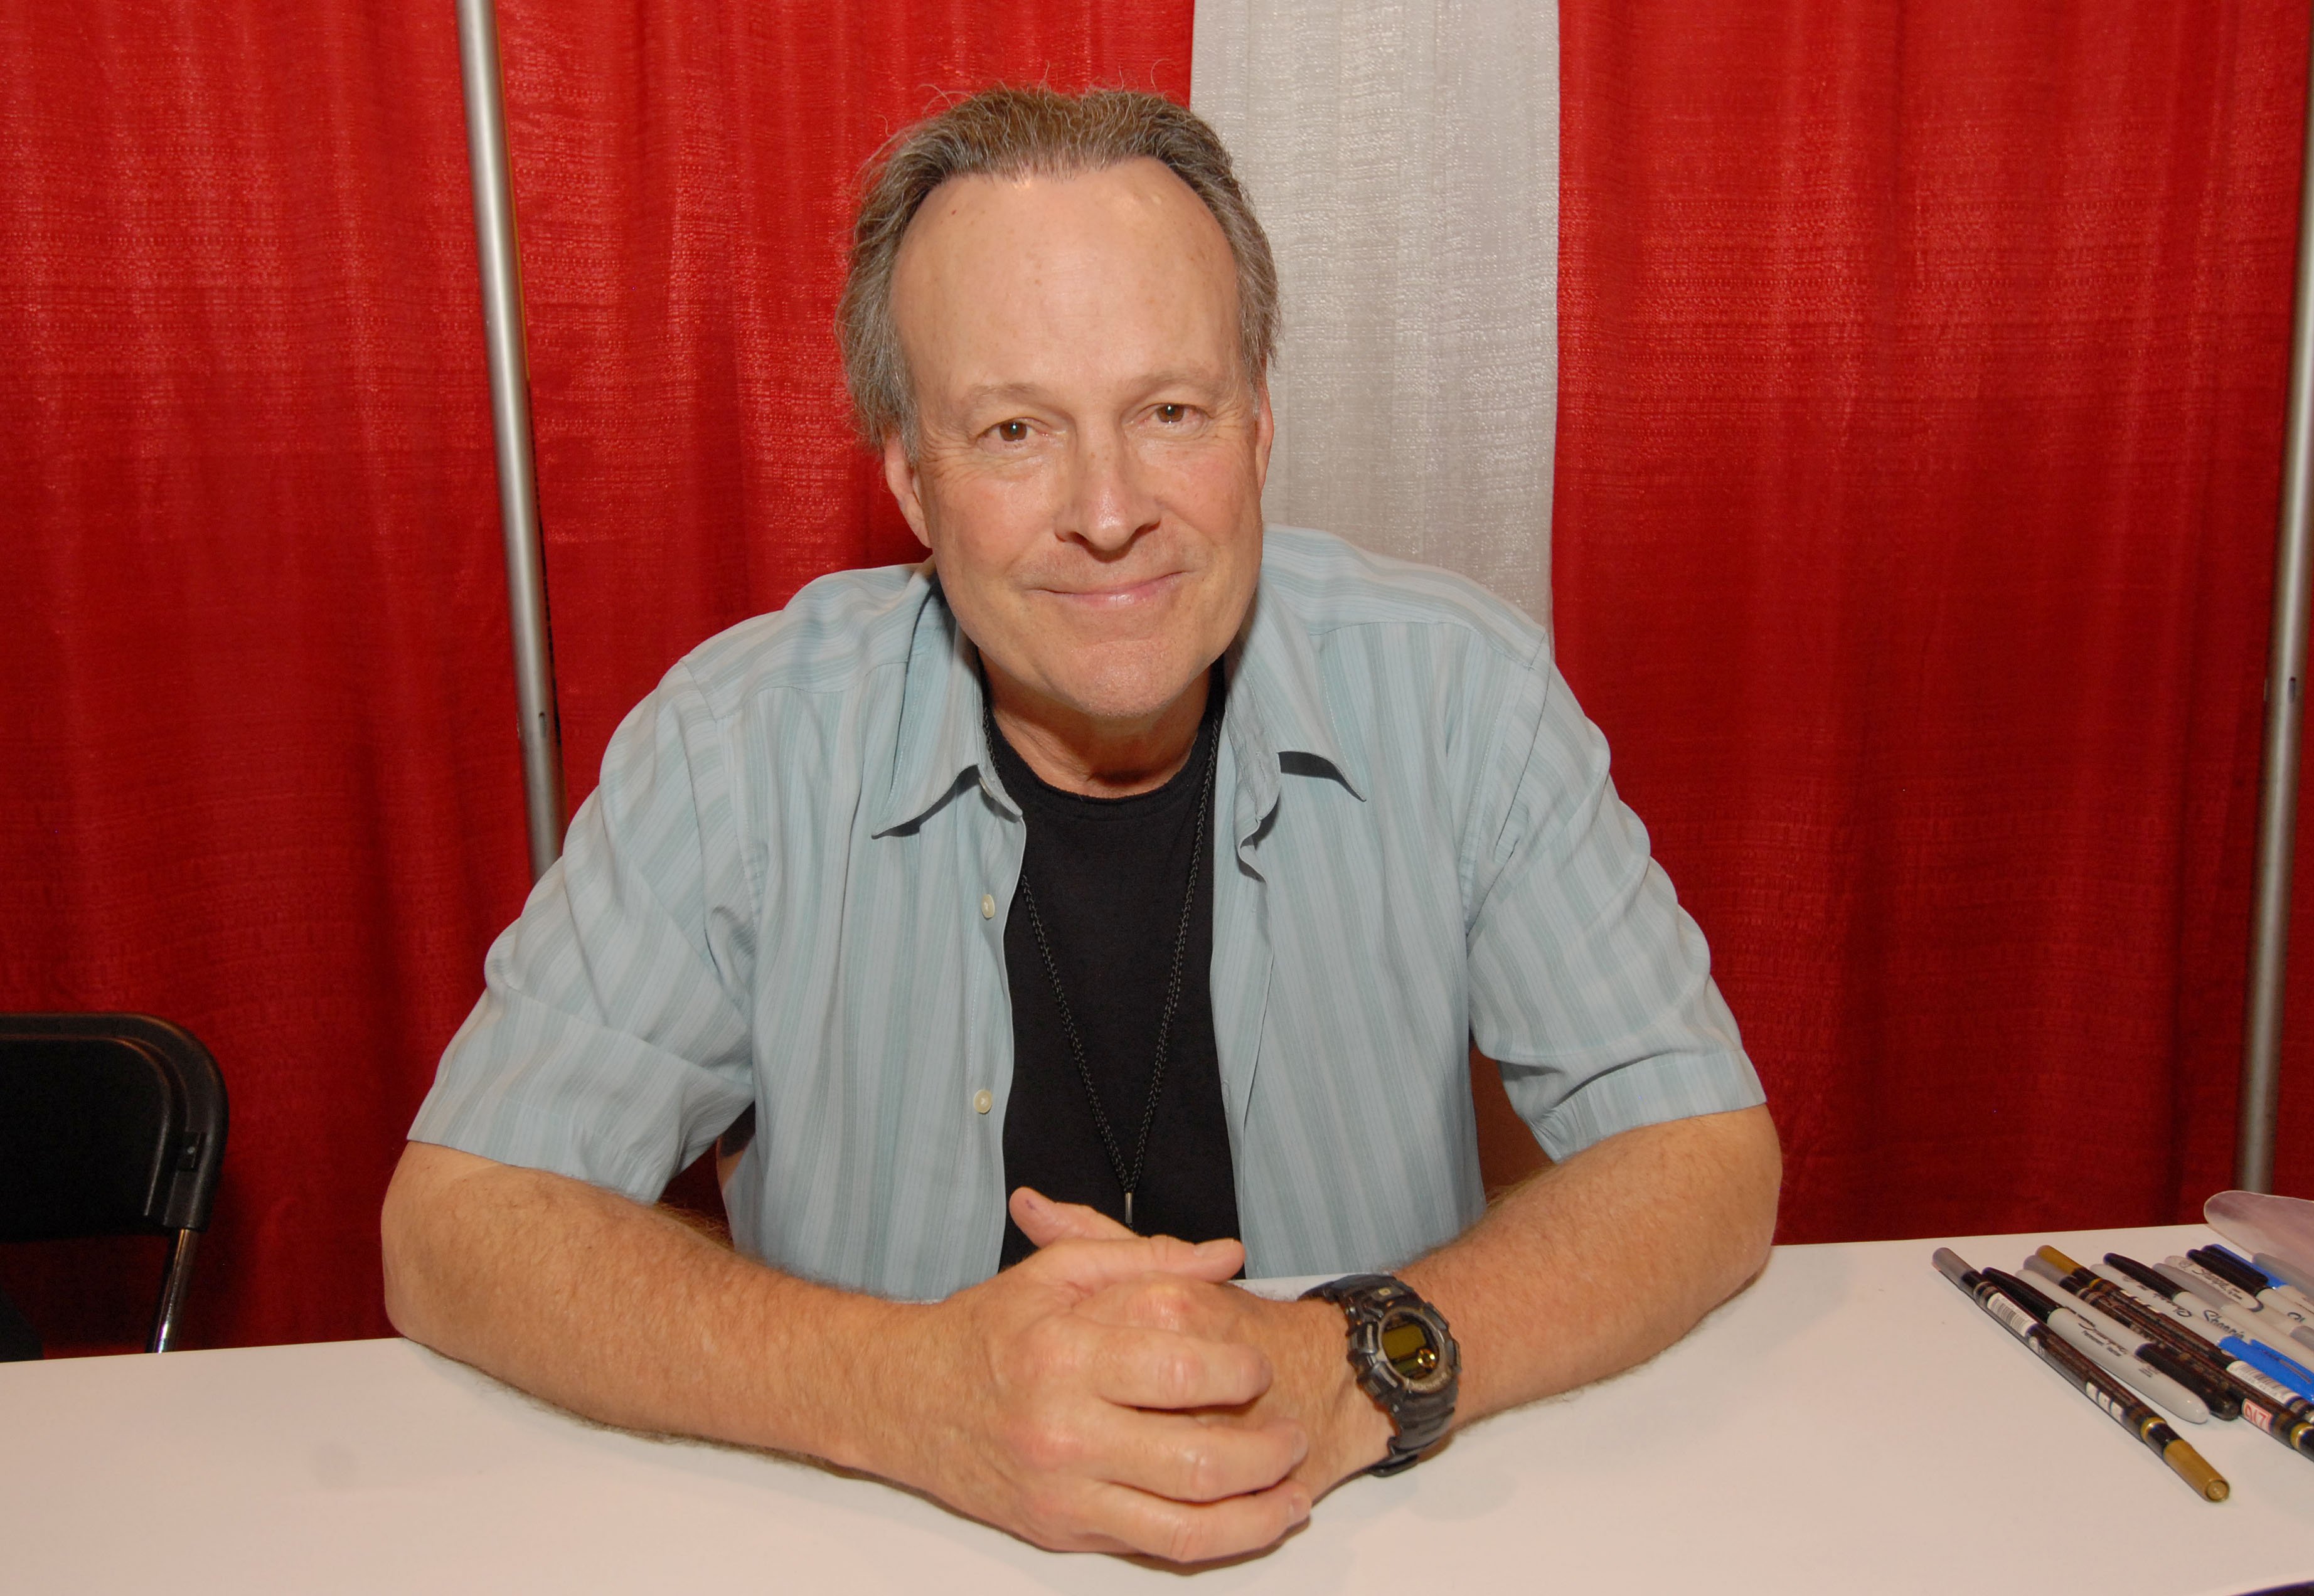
(149, 1228, 201, 1353)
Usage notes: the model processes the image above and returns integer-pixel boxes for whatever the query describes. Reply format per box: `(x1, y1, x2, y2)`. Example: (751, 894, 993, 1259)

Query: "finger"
(1082, 1477, 1312, 1564)
(1084, 1322, 1274, 1410)
(1060, 1401, 1305, 1503)
(1010, 1186, 1134, 1247)
(1020, 1233, 1245, 1300)
(1075, 1272, 1247, 1338)
(1104, 1409, 1308, 1504)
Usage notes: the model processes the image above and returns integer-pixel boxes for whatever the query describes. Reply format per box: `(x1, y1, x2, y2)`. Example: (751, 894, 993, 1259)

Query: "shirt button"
(981, 893, 996, 920)
(973, 1089, 993, 1115)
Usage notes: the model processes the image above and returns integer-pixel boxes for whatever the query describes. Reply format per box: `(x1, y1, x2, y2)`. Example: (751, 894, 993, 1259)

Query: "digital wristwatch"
(1301, 1273, 1460, 1476)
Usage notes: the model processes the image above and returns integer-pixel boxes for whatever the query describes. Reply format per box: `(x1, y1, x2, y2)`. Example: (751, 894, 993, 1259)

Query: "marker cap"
(2162, 1439, 2229, 1501)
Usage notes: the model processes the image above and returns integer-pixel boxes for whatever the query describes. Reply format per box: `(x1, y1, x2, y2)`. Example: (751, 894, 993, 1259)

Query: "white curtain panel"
(1191, 0, 1560, 625)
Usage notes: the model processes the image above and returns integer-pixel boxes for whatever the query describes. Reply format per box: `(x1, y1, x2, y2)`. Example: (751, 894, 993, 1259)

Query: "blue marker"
(2226, 1335, 2314, 1400)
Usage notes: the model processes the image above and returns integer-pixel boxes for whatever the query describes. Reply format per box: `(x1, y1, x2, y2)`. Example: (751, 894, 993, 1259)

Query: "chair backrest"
(0, 1014, 227, 1244)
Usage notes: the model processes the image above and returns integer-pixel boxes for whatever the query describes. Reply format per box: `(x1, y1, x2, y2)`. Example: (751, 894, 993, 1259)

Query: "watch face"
(1377, 1308, 1449, 1390)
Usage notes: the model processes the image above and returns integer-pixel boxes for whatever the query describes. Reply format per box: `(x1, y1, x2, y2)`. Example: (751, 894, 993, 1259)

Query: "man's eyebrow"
(954, 369, 1236, 412)
(956, 380, 1053, 412)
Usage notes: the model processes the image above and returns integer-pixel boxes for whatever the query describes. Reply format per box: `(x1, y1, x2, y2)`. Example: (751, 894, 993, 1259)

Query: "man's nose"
(1061, 426, 1159, 554)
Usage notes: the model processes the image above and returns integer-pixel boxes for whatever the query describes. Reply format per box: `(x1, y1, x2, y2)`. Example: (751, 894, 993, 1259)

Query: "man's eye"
(1154, 404, 1189, 425)
(993, 420, 1030, 444)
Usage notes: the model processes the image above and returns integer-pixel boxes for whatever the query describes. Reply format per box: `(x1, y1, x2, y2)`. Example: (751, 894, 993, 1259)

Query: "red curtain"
(1555, 0, 2314, 1240)
(4, 0, 2310, 1352)
(0, 0, 1190, 1352)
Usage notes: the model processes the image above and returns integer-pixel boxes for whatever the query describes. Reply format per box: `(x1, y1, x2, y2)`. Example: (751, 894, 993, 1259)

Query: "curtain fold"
(1554, 0, 2314, 1237)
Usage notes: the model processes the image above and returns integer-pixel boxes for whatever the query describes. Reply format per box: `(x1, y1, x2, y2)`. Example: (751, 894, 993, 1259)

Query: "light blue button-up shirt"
(412, 527, 1762, 1297)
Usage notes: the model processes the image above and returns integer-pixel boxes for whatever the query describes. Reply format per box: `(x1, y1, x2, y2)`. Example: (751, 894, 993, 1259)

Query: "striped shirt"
(411, 526, 1763, 1297)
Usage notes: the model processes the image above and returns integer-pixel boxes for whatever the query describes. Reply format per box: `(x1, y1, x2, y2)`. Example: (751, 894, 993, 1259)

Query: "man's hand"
(887, 1215, 1316, 1558)
(1006, 1103, 1781, 1488)
(1007, 1189, 1394, 1497)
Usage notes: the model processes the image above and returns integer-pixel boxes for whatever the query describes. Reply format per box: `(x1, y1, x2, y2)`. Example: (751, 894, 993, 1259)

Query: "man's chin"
(1024, 651, 1218, 727)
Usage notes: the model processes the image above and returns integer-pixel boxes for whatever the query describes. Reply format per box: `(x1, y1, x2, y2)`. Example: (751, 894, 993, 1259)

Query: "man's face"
(882, 159, 1272, 728)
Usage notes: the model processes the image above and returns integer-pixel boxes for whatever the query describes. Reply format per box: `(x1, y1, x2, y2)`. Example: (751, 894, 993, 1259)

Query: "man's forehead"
(886, 157, 1242, 409)
(914, 154, 1197, 215)
(895, 158, 1230, 275)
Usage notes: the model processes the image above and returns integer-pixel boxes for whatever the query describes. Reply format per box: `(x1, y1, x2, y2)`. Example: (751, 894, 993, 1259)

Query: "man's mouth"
(1038, 571, 1186, 609)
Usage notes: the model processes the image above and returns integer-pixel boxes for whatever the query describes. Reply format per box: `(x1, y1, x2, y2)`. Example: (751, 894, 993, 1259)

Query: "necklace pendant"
(1124, 1190, 1134, 1230)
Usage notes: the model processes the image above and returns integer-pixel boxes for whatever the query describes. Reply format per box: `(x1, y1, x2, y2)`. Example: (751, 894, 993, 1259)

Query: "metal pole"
(455, 0, 566, 883)
(2237, 24, 2314, 1193)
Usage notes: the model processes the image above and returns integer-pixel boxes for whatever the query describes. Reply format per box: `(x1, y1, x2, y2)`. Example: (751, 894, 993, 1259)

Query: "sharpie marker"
(2167, 1255, 2314, 1344)
(1981, 1267, 2211, 1423)
(1933, 1249, 2227, 1501)
(2029, 1248, 2314, 1460)
(2154, 1261, 2314, 1359)
(2194, 1246, 2314, 1326)
(2105, 1253, 2314, 1372)
(2226, 1336, 2314, 1401)
(2018, 1256, 2237, 1420)
(2101, 1258, 2314, 1388)
(2040, 1249, 2246, 1374)
(2046, 1248, 2314, 1416)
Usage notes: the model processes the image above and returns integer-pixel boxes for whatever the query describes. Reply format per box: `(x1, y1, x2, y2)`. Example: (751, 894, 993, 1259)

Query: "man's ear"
(1252, 379, 1275, 493)
(881, 432, 931, 549)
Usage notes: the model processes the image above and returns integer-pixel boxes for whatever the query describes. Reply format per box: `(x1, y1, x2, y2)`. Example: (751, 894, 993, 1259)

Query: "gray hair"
(836, 85, 1279, 454)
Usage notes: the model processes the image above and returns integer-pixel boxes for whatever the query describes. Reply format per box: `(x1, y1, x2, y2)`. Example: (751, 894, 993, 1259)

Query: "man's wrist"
(1274, 1297, 1394, 1489)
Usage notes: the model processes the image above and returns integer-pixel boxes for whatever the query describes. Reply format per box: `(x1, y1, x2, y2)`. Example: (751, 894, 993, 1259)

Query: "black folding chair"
(0, 1014, 228, 1353)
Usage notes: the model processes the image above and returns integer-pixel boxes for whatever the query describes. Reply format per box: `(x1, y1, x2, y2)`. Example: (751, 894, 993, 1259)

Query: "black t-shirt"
(989, 679, 1242, 1269)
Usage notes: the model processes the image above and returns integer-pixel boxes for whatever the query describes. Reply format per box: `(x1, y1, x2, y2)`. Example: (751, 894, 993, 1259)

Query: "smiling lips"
(1037, 570, 1186, 608)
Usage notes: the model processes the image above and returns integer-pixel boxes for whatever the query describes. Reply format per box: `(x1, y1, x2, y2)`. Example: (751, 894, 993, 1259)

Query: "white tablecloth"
(5, 1223, 2311, 1593)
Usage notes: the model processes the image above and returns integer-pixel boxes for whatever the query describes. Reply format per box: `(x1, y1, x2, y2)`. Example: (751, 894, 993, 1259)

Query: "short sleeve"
(1463, 656, 1765, 1160)
(408, 661, 757, 1202)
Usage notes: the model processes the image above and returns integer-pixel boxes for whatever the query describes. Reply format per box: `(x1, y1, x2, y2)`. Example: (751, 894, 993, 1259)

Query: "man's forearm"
(380, 1142, 1310, 1561)
(381, 1141, 912, 1467)
(1400, 1103, 1781, 1425)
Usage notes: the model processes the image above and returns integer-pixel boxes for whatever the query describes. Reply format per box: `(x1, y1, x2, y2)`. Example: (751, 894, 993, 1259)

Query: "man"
(383, 86, 1778, 1563)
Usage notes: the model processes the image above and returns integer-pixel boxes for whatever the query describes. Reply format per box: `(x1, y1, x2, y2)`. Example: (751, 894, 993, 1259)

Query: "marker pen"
(2190, 1246, 2269, 1293)
(1981, 1267, 2212, 1423)
(2039, 1248, 2241, 1375)
(2020, 1257, 2240, 1421)
(2170, 1255, 2314, 1339)
(1933, 1250, 2228, 1501)
(2195, 1246, 2314, 1326)
(2107, 1252, 2314, 1369)
(2091, 1240, 2314, 1388)
(2227, 1335, 2314, 1401)
(2154, 1260, 2314, 1358)
(2037, 1253, 2314, 1460)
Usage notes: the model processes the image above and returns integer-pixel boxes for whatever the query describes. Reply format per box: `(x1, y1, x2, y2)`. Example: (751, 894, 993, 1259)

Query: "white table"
(6, 1224, 2313, 1593)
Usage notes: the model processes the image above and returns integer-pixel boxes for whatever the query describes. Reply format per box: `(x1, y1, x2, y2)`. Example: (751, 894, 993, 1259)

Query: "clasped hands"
(887, 1186, 1390, 1563)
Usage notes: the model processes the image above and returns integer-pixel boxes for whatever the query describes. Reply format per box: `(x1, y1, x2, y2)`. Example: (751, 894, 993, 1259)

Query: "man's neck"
(984, 663, 1213, 799)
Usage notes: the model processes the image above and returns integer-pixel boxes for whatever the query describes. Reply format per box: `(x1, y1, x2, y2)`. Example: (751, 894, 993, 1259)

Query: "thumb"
(1008, 1199, 1245, 1297)
(1010, 1186, 1135, 1247)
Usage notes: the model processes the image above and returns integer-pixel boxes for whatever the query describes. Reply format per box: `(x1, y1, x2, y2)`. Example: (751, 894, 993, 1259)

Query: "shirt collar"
(871, 553, 1364, 841)
(1220, 571, 1364, 848)
(872, 570, 1004, 837)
